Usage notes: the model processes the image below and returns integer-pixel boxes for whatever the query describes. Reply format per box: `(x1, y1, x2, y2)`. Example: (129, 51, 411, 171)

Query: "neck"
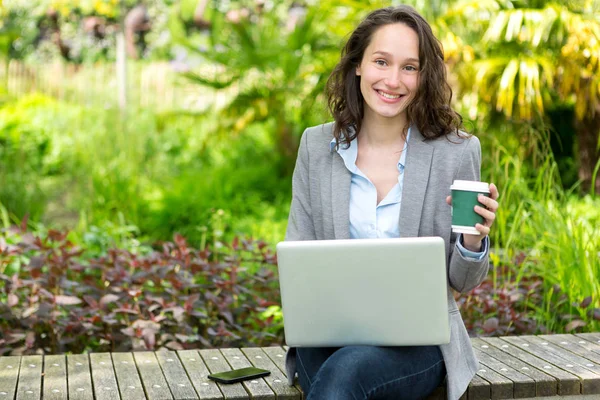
(359, 112, 408, 147)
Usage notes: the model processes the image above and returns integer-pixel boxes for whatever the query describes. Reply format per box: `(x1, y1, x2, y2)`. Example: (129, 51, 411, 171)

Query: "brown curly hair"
(327, 5, 463, 147)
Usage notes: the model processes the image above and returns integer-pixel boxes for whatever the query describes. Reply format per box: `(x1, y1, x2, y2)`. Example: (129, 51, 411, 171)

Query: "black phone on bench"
(208, 367, 271, 384)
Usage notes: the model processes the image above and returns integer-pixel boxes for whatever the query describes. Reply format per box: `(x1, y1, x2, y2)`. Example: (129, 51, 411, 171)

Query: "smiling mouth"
(376, 90, 404, 100)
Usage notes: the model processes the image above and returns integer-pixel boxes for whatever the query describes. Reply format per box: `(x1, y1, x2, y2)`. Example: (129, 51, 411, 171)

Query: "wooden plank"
(133, 351, 174, 400)
(0, 356, 21, 399)
(242, 347, 300, 399)
(572, 334, 600, 355)
(519, 335, 600, 394)
(67, 354, 93, 400)
(177, 350, 223, 400)
(16, 355, 43, 400)
(199, 349, 248, 400)
(155, 350, 198, 400)
(90, 353, 121, 400)
(220, 348, 275, 400)
(576, 333, 600, 344)
(524, 336, 600, 372)
(466, 372, 490, 400)
(539, 334, 600, 362)
(43, 355, 68, 400)
(260, 347, 287, 376)
(473, 362, 513, 399)
(502, 336, 600, 394)
(474, 337, 557, 397)
(484, 337, 581, 396)
(473, 343, 536, 398)
(111, 352, 146, 400)
(261, 346, 303, 394)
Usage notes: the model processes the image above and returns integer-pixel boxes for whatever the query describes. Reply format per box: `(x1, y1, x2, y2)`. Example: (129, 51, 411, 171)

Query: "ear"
(355, 65, 361, 76)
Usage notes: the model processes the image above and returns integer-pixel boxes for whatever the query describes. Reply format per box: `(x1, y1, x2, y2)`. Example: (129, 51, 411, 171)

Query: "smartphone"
(207, 367, 271, 384)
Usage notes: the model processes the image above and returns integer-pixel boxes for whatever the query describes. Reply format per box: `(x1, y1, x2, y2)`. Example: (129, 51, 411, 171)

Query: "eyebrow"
(372, 51, 420, 64)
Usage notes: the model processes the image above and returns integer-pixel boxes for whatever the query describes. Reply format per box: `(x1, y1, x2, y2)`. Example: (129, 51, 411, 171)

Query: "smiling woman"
(284, 5, 500, 400)
(355, 24, 420, 126)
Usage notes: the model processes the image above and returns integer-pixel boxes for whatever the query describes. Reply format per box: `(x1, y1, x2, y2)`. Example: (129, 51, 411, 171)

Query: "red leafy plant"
(0, 227, 282, 355)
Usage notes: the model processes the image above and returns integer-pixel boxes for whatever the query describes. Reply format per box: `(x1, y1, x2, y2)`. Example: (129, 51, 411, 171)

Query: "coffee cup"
(450, 180, 490, 234)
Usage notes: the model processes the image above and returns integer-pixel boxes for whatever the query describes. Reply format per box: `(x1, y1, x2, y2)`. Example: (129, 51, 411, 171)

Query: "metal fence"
(0, 59, 224, 112)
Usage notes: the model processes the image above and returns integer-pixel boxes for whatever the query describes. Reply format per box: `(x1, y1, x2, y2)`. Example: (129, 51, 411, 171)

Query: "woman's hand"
(446, 183, 500, 252)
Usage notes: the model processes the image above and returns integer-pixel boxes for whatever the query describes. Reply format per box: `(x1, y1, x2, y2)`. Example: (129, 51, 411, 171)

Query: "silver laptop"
(276, 237, 449, 347)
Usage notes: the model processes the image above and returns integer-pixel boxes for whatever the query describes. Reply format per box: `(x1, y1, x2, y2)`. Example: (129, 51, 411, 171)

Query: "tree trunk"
(276, 121, 298, 178)
(575, 107, 600, 194)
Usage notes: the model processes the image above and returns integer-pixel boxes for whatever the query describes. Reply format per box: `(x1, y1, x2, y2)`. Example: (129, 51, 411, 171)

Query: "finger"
(489, 183, 499, 201)
(475, 205, 496, 224)
(475, 223, 491, 236)
(478, 194, 498, 212)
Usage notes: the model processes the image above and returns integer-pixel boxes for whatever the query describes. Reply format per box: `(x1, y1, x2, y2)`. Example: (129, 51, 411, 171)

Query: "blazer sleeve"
(448, 135, 490, 293)
(285, 129, 317, 241)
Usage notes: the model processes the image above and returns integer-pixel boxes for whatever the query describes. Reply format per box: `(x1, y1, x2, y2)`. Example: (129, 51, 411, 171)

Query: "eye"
(404, 65, 419, 72)
(375, 59, 387, 66)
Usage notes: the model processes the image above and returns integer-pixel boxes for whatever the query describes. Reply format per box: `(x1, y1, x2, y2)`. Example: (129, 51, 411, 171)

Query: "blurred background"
(1, 0, 600, 352)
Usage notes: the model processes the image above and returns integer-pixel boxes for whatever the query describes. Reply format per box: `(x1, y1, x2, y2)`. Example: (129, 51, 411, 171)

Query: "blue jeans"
(296, 345, 446, 400)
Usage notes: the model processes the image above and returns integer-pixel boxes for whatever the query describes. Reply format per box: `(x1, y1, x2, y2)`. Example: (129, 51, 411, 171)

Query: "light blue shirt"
(330, 127, 487, 259)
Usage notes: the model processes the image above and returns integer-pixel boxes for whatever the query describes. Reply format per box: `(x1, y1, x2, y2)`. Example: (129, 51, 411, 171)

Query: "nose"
(384, 69, 401, 88)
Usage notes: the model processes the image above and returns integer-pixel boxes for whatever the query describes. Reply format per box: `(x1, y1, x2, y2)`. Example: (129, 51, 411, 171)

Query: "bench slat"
(524, 336, 600, 374)
(90, 353, 121, 400)
(539, 334, 600, 363)
(259, 347, 286, 375)
(43, 355, 67, 400)
(467, 371, 491, 400)
(502, 336, 599, 394)
(133, 351, 174, 400)
(484, 337, 581, 396)
(177, 350, 224, 400)
(200, 349, 248, 400)
(0, 356, 20, 399)
(155, 350, 198, 400)
(473, 344, 536, 398)
(474, 337, 557, 397)
(67, 354, 93, 400)
(111, 352, 146, 400)
(473, 361, 514, 399)
(16, 355, 43, 400)
(576, 333, 600, 345)
(242, 347, 300, 399)
(220, 348, 275, 399)
(260, 346, 304, 395)
(517, 336, 600, 394)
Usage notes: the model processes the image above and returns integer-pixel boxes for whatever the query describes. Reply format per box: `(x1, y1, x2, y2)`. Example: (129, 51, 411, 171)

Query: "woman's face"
(355, 23, 420, 126)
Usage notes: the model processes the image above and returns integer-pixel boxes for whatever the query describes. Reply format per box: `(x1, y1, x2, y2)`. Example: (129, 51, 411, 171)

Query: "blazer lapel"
(399, 126, 433, 238)
(331, 149, 351, 240)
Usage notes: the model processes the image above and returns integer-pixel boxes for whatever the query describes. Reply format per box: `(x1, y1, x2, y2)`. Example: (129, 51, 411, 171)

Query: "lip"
(375, 89, 405, 103)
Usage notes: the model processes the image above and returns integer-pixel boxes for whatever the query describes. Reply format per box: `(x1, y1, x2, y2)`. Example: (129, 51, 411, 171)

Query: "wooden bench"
(1, 333, 600, 399)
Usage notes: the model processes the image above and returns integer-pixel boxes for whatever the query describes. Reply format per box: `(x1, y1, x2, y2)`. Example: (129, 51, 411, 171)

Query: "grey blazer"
(284, 122, 489, 400)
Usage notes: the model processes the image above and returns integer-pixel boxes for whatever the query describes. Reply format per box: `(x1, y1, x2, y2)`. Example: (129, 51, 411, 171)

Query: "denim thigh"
(297, 345, 445, 400)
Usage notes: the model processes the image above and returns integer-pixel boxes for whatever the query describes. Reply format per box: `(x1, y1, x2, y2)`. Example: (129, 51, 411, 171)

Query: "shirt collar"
(329, 126, 411, 171)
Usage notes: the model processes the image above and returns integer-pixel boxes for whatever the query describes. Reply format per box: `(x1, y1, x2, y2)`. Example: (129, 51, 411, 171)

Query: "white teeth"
(378, 90, 400, 99)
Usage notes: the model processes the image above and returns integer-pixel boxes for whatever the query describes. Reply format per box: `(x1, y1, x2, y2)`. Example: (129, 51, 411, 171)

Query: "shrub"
(0, 226, 283, 355)
(458, 251, 600, 336)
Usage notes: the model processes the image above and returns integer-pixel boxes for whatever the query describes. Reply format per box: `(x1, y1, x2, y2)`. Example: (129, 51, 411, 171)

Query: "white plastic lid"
(450, 180, 490, 192)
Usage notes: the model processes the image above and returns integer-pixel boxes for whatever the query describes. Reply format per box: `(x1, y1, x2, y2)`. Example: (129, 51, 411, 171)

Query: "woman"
(284, 5, 499, 400)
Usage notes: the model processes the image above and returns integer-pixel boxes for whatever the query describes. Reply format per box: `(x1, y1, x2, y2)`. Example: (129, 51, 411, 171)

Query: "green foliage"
(172, 1, 353, 176)
(477, 121, 600, 333)
(0, 94, 289, 245)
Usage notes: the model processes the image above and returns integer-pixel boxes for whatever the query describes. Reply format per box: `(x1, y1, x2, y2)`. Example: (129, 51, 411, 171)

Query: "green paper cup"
(450, 180, 490, 235)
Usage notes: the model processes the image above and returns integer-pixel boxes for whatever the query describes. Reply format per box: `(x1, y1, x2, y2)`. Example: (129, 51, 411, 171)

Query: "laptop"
(276, 237, 450, 347)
